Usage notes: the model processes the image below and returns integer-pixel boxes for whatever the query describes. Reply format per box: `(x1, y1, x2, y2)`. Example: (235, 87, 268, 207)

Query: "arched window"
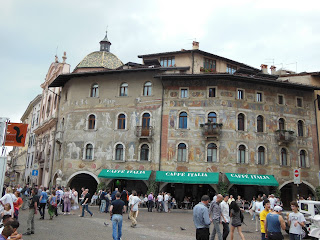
(207, 143, 217, 162)
(143, 82, 152, 96)
(115, 144, 124, 161)
(238, 113, 245, 131)
(88, 115, 95, 129)
(118, 114, 126, 129)
(177, 143, 187, 162)
(91, 83, 99, 97)
(140, 144, 149, 161)
(257, 115, 264, 132)
(85, 144, 93, 160)
(281, 148, 287, 166)
(208, 112, 217, 124)
(298, 120, 304, 137)
(46, 96, 51, 117)
(258, 146, 265, 165)
(179, 112, 188, 129)
(120, 83, 128, 96)
(279, 118, 285, 130)
(238, 145, 246, 163)
(300, 150, 306, 168)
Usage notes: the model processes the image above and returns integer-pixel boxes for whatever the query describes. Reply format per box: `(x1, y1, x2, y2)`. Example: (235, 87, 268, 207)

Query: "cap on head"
(274, 206, 283, 212)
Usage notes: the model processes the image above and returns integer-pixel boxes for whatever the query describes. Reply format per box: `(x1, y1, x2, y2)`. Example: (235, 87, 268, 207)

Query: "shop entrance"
(68, 173, 98, 196)
(228, 185, 269, 202)
(107, 179, 148, 196)
(162, 183, 216, 208)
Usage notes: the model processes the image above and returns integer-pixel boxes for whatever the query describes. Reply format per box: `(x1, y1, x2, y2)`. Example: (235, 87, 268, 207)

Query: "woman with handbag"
(48, 191, 57, 220)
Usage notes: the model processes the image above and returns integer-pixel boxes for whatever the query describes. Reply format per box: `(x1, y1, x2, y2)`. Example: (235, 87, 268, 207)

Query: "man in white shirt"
(287, 201, 306, 239)
(129, 190, 141, 228)
(157, 193, 163, 212)
(164, 193, 169, 213)
(220, 195, 230, 240)
(268, 194, 276, 210)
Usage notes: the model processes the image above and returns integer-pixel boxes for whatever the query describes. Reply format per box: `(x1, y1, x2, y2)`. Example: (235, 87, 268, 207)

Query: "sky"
(1, 0, 320, 123)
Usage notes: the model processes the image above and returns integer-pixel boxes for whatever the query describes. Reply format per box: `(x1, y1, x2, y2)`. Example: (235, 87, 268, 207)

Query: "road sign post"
(32, 170, 38, 177)
(294, 169, 301, 185)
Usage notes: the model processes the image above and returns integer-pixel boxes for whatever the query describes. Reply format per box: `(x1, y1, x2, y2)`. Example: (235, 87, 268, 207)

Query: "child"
(2, 204, 13, 218)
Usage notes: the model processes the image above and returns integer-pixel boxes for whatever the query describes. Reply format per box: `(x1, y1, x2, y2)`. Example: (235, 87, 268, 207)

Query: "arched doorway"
(68, 172, 99, 197)
(228, 185, 269, 201)
(107, 179, 148, 196)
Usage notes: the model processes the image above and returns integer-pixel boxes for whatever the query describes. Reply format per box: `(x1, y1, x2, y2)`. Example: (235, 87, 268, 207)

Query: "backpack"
(240, 211, 244, 223)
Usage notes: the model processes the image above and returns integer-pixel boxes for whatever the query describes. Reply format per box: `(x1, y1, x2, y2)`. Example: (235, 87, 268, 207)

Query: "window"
(298, 120, 304, 137)
(88, 114, 95, 129)
(179, 112, 188, 129)
(118, 114, 126, 129)
(115, 144, 124, 161)
(279, 118, 285, 130)
(208, 88, 216, 97)
(256, 92, 262, 102)
(258, 146, 265, 165)
(177, 143, 187, 162)
(227, 64, 237, 74)
(46, 96, 51, 117)
(281, 148, 287, 166)
(207, 143, 217, 162)
(203, 58, 216, 72)
(208, 112, 217, 124)
(278, 95, 284, 105)
(237, 90, 244, 100)
(257, 115, 264, 132)
(238, 113, 245, 131)
(85, 144, 93, 160)
(54, 95, 58, 109)
(120, 83, 128, 96)
(238, 145, 246, 163)
(300, 150, 306, 168)
(91, 84, 99, 97)
(143, 82, 152, 96)
(181, 89, 188, 98)
(140, 144, 149, 161)
(160, 57, 175, 67)
(297, 97, 303, 107)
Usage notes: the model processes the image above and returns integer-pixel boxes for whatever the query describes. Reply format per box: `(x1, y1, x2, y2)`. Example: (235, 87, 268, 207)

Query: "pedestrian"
(48, 190, 57, 220)
(260, 199, 271, 240)
(1, 204, 13, 218)
(157, 192, 163, 212)
(13, 191, 23, 220)
(129, 190, 141, 228)
(20, 185, 29, 210)
(268, 194, 276, 210)
(255, 195, 264, 232)
(220, 195, 230, 240)
(0, 187, 17, 218)
(227, 195, 235, 205)
(79, 189, 93, 217)
(235, 195, 244, 210)
(105, 189, 111, 213)
(110, 192, 126, 240)
(168, 193, 172, 212)
(193, 195, 212, 240)
(229, 201, 245, 240)
(120, 188, 128, 212)
(249, 196, 256, 221)
(111, 188, 119, 201)
(147, 192, 154, 212)
(99, 189, 106, 213)
(287, 201, 306, 240)
(56, 186, 64, 213)
(63, 187, 71, 215)
(265, 206, 286, 240)
(71, 188, 79, 213)
(23, 187, 39, 235)
(209, 194, 223, 240)
(38, 187, 48, 220)
(164, 192, 169, 213)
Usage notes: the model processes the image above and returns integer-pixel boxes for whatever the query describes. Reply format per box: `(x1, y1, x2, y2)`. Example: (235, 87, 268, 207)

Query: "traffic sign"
(32, 170, 38, 176)
(294, 169, 300, 184)
(33, 163, 39, 170)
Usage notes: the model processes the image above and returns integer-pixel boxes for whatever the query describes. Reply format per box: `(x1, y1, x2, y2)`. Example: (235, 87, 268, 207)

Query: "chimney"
(260, 64, 268, 74)
(192, 41, 199, 50)
(270, 65, 276, 75)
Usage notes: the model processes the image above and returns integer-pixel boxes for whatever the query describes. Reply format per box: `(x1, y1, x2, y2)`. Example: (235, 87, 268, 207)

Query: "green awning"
(156, 171, 219, 184)
(98, 169, 152, 180)
(225, 173, 279, 186)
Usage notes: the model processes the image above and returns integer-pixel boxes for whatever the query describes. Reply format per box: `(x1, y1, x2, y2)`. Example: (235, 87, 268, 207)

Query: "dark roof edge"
(155, 74, 320, 91)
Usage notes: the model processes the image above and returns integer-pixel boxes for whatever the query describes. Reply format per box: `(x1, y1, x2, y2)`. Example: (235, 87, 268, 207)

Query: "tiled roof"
(76, 51, 123, 70)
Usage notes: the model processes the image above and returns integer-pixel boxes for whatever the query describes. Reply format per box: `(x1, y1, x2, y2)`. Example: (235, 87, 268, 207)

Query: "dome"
(76, 51, 123, 70)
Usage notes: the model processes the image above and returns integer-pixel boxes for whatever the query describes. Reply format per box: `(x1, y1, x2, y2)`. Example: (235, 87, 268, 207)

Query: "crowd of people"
(193, 193, 307, 240)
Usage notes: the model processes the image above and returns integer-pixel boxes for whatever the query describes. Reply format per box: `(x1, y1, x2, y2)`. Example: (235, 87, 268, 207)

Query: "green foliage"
(147, 180, 158, 194)
(97, 182, 106, 192)
(274, 187, 281, 198)
(218, 182, 229, 195)
(316, 186, 320, 200)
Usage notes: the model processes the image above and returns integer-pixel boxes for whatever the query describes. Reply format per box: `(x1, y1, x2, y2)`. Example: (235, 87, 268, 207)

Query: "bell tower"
(99, 31, 111, 52)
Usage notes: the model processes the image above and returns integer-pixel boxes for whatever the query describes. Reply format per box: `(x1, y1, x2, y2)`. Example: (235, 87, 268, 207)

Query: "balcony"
(135, 126, 153, 139)
(275, 130, 295, 145)
(55, 131, 63, 143)
(200, 123, 223, 139)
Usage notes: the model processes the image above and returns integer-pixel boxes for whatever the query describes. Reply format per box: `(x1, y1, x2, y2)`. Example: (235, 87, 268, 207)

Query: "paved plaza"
(17, 206, 291, 240)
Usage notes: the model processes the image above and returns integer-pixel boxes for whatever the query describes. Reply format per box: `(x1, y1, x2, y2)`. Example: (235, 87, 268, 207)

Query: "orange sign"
(4, 123, 28, 147)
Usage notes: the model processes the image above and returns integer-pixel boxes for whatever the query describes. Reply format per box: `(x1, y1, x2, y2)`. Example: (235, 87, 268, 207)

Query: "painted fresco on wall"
(67, 142, 81, 159)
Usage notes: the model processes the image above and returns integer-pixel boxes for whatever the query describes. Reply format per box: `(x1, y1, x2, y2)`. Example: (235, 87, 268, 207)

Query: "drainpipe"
(159, 76, 164, 172)
(314, 96, 320, 167)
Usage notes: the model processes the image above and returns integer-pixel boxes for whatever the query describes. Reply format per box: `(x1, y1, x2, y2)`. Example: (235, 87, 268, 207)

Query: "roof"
(21, 94, 42, 122)
(156, 73, 320, 91)
(138, 49, 259, 71)
(279, 71, 320, 77)
(75, 51, 123, 70)
(100, 31, 111, 43)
